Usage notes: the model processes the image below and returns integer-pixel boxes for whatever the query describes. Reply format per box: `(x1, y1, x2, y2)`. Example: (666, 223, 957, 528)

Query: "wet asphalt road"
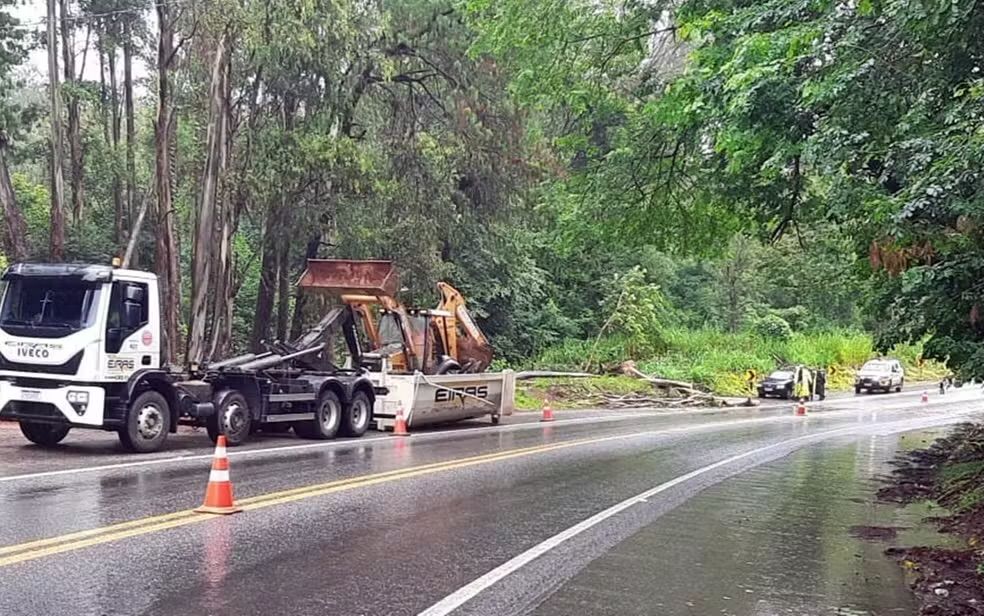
(0, 386, 979, 616)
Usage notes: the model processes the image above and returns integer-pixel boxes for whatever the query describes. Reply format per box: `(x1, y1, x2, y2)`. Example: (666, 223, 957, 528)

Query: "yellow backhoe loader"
(297, 259, 493, 374)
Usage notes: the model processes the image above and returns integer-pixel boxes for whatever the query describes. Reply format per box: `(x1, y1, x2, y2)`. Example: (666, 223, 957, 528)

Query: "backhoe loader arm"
(436, 282, 493, 371)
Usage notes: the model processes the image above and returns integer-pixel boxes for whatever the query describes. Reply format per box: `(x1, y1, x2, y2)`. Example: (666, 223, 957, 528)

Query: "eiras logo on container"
(434, 385, 489, 403)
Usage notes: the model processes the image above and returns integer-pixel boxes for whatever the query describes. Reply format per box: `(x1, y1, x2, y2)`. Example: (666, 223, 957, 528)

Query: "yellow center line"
(0, 435, 611, 568)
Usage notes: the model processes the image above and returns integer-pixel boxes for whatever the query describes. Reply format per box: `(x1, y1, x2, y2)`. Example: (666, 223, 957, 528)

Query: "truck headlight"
(67, 391, 89, 404)
(67, 390, 89, 415)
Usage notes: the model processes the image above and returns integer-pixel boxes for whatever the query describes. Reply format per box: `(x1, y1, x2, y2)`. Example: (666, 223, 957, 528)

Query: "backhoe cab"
(297, 259, 493, 374)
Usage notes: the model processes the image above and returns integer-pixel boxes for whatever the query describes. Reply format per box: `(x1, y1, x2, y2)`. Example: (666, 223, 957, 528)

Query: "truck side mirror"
(124, 285, 145, 304)
(122, 301, 142, 329)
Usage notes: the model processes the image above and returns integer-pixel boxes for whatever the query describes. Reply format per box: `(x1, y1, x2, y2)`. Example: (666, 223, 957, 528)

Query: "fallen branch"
(620, 361, 693, 389)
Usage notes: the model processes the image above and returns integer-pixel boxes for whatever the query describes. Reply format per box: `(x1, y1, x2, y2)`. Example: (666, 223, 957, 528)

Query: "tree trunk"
(251, 97, 295, 351)
(207, 189, 235, 360)
(108, 45, 124, 247)
(188, 32, 230, 365)
(0, 138, 28, 261)
(123, 20, 136, 231)
(289, 233, 324, 341)
(98, 41, 110, 147)
(46, 0, 66, 261)
(274, 98, 296, 342)
(250, 206, 279, 351)
(59, 0, 83, 223)
(154, 1, 180, 364)
(276, 236, 290, 342)
(207, 54, 236, 361)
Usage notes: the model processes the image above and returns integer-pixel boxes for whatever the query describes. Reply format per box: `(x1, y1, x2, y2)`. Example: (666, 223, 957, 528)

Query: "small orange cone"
(393, 404, 410, 436)
(795, 399, 807, 416)
(921, 390, 929, 403)
(196, 435, 241, 515)
(540, 400, 555, 422)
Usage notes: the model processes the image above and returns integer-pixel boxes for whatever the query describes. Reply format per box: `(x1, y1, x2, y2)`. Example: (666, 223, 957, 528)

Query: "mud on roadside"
(878, 423, 984, 615)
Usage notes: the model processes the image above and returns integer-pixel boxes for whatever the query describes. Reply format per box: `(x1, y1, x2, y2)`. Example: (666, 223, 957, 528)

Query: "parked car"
(758, 368, 795, 399)
(757, 366, 826, 400)
(854, 358, 904, 394)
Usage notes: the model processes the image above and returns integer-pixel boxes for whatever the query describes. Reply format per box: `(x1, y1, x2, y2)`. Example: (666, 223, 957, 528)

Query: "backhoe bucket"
(297, 259, 400, 297)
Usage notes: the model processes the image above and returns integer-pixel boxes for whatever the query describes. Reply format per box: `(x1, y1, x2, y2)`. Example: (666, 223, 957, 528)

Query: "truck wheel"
(207, 391, 252, 446)
(19, 421, 70, 447)
(341, 391, 372, 437)
(296, 390, 342, 440)
(119, 390, 171, 453)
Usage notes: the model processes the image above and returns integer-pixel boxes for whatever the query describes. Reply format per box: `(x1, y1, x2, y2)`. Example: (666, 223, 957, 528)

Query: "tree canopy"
(1, 0, 981, 374)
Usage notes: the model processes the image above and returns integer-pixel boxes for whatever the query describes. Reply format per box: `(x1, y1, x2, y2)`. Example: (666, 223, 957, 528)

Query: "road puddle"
(535, 429, 956, 616)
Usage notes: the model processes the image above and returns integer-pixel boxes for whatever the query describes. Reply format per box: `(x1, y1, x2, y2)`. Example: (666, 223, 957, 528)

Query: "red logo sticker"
(141, 331, 153, 346)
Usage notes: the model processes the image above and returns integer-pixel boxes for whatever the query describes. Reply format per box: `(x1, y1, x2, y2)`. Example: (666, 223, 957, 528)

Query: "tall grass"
(531, 327, 946, 396)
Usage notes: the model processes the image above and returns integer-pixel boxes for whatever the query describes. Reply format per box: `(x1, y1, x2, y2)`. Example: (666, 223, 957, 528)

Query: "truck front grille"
(0, 401, 65, 423)
(0, 350, 84, 376)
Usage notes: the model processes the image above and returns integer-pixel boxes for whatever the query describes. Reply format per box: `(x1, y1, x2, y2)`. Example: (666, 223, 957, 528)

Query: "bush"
(753, 314, 793, 341)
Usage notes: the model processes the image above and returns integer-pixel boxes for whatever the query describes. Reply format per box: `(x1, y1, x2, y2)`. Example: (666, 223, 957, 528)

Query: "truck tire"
(341, 390, 372, 437)
(207, 390, 252, 446)
(19, 421, 70, 447)
(119, 390, 171, 453)
(295, 389, 341, 440)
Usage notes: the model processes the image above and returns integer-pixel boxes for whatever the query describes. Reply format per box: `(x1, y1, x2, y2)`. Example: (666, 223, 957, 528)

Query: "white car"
(855, 359, 905, 394)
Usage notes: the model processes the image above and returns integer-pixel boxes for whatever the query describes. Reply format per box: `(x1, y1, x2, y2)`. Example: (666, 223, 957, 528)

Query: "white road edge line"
(417, 412, 977, 616)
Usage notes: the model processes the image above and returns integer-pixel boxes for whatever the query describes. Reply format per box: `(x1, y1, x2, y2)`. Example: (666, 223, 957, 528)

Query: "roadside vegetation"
(879, 425, 984, 615)
(517, 330, 948, 409)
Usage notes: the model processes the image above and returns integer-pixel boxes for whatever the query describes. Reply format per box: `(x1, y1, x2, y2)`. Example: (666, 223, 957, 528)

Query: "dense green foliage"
(1, 0, 980, 379)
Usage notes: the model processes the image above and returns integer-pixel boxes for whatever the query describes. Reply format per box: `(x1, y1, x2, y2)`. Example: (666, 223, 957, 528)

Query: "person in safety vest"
(793, 365, 813, 400)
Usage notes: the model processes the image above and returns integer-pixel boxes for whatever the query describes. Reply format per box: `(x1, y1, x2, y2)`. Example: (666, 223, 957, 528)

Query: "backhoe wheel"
(207, 390, 252, 446)
(341, 391, 372, 437)
(20, 421, 70, 447)
(296, 389, 342, 440)
(119, 390, 170, 453)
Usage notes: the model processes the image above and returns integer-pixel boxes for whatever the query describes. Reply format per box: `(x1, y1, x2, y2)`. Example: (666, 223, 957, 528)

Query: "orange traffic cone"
(795, 399, 807, 416)
(393, 404, 410, 436)
(540, 400, 555, 422)
(921, 390, 929, 403)
(196, 435, 242, 515)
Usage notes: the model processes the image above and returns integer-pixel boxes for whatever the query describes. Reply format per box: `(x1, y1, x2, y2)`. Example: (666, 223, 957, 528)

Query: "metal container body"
(371, 370, 515, 430)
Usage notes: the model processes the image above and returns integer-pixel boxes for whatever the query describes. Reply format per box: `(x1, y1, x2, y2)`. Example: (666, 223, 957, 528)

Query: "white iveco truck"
(0, 262, 380, 453)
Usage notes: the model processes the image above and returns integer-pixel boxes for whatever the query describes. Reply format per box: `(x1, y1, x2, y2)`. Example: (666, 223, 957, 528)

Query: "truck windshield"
(0, 278, 102, 337)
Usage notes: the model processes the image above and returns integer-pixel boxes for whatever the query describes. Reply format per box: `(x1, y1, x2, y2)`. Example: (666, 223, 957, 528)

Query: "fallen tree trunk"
(617, 360, 755, 408)
(514, 371, 594, 380)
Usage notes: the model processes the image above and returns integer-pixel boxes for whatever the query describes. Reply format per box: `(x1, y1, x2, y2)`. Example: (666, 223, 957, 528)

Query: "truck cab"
(0, 263, 171, 450)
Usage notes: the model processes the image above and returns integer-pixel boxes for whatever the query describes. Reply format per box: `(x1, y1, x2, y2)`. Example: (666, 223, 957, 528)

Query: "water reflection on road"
(536, 430, 953, 616)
